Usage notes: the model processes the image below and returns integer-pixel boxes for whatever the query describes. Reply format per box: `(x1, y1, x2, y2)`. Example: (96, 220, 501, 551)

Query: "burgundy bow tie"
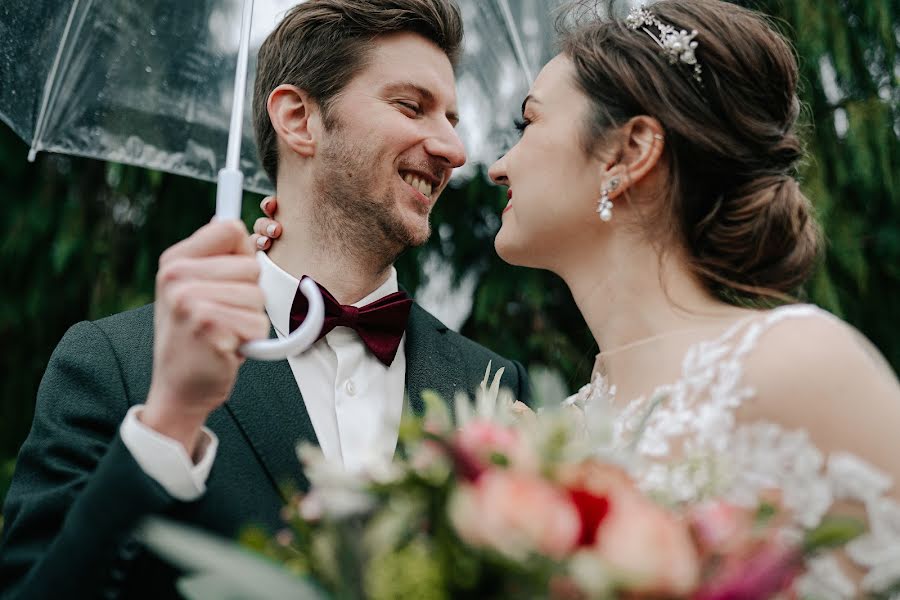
(289, 277, 413, 366)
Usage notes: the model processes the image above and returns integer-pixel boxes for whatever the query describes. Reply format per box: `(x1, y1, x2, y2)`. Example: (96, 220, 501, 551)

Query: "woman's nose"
(488, 154, 508, 185)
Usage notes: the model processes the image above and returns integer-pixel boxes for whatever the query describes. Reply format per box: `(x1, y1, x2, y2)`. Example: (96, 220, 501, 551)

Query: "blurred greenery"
(0, 0, 898, 494)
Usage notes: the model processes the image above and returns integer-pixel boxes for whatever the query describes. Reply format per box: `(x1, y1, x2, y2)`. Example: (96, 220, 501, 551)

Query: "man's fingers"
(157, 255, 260, 287)
(161, 220, 250, 263)
(167, 281, 266, 315)
(189, 302, 272, 350)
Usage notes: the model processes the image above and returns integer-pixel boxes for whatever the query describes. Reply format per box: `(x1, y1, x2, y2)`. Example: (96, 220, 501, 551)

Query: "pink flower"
(449, 469, 581, 561)
(595, 496, 701, 596)
(451, 420, 536, 480)
(559, 461, 700, 596)
(689, 501, 756, 556)
(692, 538, 803, 600)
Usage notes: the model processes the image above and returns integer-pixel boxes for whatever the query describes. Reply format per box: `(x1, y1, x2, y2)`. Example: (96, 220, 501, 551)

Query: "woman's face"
(489, 54, 605, 269)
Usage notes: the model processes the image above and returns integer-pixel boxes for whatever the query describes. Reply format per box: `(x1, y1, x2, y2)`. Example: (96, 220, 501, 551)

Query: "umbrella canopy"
(0, 0, 561, 195)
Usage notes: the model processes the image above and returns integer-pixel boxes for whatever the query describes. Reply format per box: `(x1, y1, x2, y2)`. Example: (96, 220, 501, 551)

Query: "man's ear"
(267, 84, 319, 158)
(609, 115, 665, 194)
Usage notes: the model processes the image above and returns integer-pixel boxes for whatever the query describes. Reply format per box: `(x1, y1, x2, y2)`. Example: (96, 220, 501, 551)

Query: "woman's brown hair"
(559, 0, 821, 302)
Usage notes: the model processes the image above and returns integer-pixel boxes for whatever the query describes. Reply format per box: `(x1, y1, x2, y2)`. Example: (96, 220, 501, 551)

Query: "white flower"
(454, 361, 519, 427)
(296, 443, 375, 519)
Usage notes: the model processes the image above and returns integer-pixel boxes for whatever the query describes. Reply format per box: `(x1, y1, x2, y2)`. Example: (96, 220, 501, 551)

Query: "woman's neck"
(558, 235, 747, 353)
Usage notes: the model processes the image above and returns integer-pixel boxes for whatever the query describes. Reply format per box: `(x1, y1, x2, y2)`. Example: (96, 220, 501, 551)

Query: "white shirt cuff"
(119, 404, 218, 501)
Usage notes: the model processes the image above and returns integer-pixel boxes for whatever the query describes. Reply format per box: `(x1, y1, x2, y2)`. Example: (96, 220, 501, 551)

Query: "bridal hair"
(252, 0, 463, 184)
(559, 0, 821, 301)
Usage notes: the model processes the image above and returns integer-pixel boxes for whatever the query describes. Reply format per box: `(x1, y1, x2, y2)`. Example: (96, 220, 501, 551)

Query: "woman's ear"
(267, 84, 319, 158)
(613, 115, 665, 192)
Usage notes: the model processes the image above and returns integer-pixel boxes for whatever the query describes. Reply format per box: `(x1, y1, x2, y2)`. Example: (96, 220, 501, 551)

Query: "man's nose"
(424, 121, 467, 168)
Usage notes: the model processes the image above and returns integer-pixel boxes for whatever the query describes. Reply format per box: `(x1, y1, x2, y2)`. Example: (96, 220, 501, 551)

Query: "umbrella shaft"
(225, 0, 255, 172)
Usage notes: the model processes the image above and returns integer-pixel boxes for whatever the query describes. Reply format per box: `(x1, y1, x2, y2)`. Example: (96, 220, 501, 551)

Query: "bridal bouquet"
(140, 365, 865, 600)
(235, 366, 863, 600)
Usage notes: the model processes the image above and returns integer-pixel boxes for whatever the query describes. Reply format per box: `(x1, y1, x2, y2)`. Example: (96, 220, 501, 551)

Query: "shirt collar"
(258, 252, 399, 336)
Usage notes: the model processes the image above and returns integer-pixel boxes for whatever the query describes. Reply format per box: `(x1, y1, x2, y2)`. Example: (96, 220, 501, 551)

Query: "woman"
(255, 0, 900, 595)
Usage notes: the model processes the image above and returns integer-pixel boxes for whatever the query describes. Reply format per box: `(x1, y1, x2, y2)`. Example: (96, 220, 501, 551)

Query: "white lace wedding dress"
(567, 304, 900, 599)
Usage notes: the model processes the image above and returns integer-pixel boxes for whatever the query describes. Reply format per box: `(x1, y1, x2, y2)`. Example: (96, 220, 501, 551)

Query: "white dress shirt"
(120, 253, 407, 500)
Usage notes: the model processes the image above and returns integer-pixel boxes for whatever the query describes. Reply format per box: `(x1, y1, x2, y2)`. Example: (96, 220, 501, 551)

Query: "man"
(0, 1, 530, 597)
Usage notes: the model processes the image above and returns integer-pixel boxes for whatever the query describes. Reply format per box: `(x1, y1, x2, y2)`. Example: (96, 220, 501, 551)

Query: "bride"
(254, 0, 900, 596)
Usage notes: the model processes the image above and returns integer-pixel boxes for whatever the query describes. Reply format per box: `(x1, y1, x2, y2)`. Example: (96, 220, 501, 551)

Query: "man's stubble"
(311, 131, 430, 274)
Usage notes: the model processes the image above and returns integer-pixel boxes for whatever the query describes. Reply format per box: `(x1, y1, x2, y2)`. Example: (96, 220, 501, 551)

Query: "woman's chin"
(494, 229, 534, 267)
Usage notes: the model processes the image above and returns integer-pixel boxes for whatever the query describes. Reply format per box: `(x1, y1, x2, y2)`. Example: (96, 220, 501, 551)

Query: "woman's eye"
(398, 101, 421, 115)
(514, 117, 531, 136)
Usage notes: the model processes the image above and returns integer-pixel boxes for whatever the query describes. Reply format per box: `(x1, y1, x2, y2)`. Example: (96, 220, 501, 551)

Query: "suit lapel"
(222, 306, 463, 497)
(223, 350, 318, 497)
(404, 303, 463, 416)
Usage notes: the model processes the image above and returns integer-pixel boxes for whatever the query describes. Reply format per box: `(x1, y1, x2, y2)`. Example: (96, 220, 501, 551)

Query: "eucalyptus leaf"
(137, 517, 329, 600)
(802, 515, 866, 554)
(421, 390, 452, 432)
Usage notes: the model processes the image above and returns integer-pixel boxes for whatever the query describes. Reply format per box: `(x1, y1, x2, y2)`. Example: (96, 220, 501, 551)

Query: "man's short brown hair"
(252, 0, 463, 184)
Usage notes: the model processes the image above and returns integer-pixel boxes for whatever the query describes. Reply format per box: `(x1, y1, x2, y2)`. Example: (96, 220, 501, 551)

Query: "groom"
(0, 1, 529, 598)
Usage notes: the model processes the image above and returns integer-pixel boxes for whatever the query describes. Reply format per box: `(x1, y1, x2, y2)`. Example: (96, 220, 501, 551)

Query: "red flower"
(567, 488, 610, 547)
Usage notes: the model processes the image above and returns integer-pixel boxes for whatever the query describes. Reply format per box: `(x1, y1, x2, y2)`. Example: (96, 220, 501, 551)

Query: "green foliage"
(0, 127, 266, 462)
(739, 0, 900, 367)
(1, 0, 899, 470)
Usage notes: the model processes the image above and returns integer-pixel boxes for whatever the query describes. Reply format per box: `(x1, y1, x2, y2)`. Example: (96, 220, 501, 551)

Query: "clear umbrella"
(0, 0, 561, 358)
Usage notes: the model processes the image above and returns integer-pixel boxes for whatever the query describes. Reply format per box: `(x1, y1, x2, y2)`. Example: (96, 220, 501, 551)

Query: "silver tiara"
(625, 5, 704, 85)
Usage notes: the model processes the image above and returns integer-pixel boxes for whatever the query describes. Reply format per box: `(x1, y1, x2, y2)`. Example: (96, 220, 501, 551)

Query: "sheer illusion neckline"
(569, 303, 900, 599)
(591, 309, 762, 407)
(595, 325, 723, 358)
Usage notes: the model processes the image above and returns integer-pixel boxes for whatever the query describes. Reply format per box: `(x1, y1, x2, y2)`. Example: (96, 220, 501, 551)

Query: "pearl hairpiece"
(625, 5, 704, 85)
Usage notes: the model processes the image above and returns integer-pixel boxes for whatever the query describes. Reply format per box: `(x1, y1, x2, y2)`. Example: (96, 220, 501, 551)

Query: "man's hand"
(143, 220, 269, 456)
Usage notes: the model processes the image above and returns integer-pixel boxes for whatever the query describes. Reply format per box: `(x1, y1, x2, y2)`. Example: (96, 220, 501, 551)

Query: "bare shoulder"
(740, 305, 896, 400)
(737, 304, 900, 479)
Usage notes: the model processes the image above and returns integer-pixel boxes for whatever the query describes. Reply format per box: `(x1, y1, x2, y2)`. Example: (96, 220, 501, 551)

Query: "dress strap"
(727, 304, 828, 361)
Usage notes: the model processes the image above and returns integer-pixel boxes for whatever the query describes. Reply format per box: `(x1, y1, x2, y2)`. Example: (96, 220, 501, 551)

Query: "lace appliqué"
(576, 305, 900, 598)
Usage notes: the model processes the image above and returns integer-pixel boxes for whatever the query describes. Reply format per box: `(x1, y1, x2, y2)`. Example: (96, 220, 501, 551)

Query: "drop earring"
(597, 177, 619, 222)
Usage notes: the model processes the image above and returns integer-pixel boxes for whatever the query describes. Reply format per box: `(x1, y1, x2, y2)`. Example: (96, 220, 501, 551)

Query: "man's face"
(312, 32, 466, 257)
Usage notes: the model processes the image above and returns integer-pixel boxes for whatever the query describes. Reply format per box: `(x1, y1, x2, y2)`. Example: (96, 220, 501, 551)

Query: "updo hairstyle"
(559, 0, 822, 301)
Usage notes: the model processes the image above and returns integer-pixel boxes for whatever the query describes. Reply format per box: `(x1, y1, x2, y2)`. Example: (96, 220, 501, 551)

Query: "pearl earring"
(597, 177, 619, 222)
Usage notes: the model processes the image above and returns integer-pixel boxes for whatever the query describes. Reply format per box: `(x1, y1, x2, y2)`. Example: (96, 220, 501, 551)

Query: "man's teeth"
(402, 173, 433, 197)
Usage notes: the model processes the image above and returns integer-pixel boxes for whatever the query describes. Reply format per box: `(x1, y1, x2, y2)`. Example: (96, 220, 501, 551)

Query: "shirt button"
(345, 379, 356, 396)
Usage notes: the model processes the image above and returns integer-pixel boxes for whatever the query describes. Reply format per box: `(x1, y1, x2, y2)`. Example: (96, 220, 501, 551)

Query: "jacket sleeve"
(0, 320, 175, 599)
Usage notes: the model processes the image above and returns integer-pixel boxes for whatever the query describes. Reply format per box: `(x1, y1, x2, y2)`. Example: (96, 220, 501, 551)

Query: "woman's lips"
(502, 189, 513, 214)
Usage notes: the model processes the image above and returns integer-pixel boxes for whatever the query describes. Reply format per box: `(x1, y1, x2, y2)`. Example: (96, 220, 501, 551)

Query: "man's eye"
(397, 101, 421, 114)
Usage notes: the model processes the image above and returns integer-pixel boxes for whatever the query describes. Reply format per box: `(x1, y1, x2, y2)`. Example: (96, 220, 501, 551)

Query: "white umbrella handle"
(241, 269, 325, 360)
(211, 0, 325, 361)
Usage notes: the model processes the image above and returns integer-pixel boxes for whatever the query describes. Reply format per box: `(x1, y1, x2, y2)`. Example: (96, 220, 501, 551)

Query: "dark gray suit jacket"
(0, 302, 530, 599)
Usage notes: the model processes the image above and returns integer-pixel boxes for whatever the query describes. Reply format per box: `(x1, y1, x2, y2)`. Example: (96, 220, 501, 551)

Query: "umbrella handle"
(241, 271, 325, 361)
(216, 167, 325, 361)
